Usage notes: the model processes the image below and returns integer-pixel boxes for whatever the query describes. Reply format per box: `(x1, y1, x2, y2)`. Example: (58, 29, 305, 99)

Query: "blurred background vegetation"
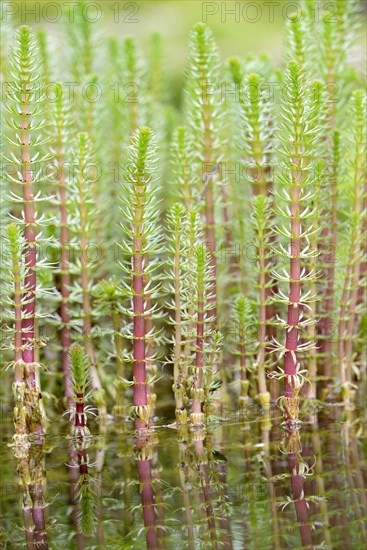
(4, 0, 366, 106)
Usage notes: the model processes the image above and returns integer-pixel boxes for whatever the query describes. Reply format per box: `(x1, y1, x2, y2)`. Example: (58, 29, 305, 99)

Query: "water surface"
(1, 402, 366, 549)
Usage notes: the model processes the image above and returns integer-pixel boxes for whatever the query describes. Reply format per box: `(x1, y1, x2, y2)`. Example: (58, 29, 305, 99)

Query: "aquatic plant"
(69, 343, 91, 439)
(190, 245, 212, 426)
(232, 296, 253, 406)
(51, 83, 72, 404)
(338, 90, 366, 402)
(184, 22, 223, 327)
(165, 202, 190, 422)
(69, 132, 106, 417)
(250, 194, 273, 408)
(271, 61, 320, 422)
(68, 343, 95, 536)
(118, 127, 161, 431)
(1, 6, 367, 550)
(93, 279, 127, 416)
(4, 25, 51, 434)
(1, 7, 365, 529)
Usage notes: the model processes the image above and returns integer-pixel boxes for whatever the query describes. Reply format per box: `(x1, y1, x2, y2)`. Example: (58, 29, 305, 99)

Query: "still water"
(1, 401, 366, 549)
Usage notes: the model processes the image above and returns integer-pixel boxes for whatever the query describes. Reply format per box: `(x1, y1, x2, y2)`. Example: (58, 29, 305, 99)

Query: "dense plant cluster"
(1, 2, 366, 436)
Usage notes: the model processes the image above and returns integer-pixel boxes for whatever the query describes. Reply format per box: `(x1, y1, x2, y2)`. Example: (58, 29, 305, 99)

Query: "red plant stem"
(284, 170, 301, 402)
(57, 134, 72, 403)
(31, 503, 48, 550)
(143, 264, 156, 415)
(192, 275, 204, 418)
(133, 186, 148, 430)
(23, 508, 35, 549)
(288, 450, 314, 549)
(75, 392, 85, 429)
(12, 242, 23, 383)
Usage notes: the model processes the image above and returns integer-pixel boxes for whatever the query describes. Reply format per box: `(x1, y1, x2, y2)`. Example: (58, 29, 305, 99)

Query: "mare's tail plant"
(93, 280, 127, 417)
(241, 72, 277, 347)
(119, 127, 161, 431)
(5, 224, 28, 443)
(4, 25, 51, 434)
(185, 22, 223, 327)
(316, 3, 361, 377)
(51, 83, 72, 404)
(232, 296, 253, 407)
(250, 194, 273, 408)
(69, 132, 106, 416)
(170, 127, 193, 209)
(190, 244, 216, 427)
(69, 344, 91, 440)
(68, 343, 95, 536)
(271, 62, 320, 423)
(338, 90, 366, 402)
(166, 203, 190, 423)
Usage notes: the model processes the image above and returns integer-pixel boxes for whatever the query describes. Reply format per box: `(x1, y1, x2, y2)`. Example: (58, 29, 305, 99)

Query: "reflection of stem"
(177, 430, 195, 550)
(215, 461, 232, 549)
(95, 440, 106, 549)
(244, 440, 259, 549)
(150, 432, 165, 549)
(194, 435, 218, 550)
(135, 432, 158, 549)
(211, 425, 232, 550)
(67, 444, 86, 549)
(122, 453, 132, 537)
(261, 418, 281, 550)
(310, 420, 331, 548)
(13, 435, 49, 549)
(285, 428, 313, 550)
(324, 419, 351, 547)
